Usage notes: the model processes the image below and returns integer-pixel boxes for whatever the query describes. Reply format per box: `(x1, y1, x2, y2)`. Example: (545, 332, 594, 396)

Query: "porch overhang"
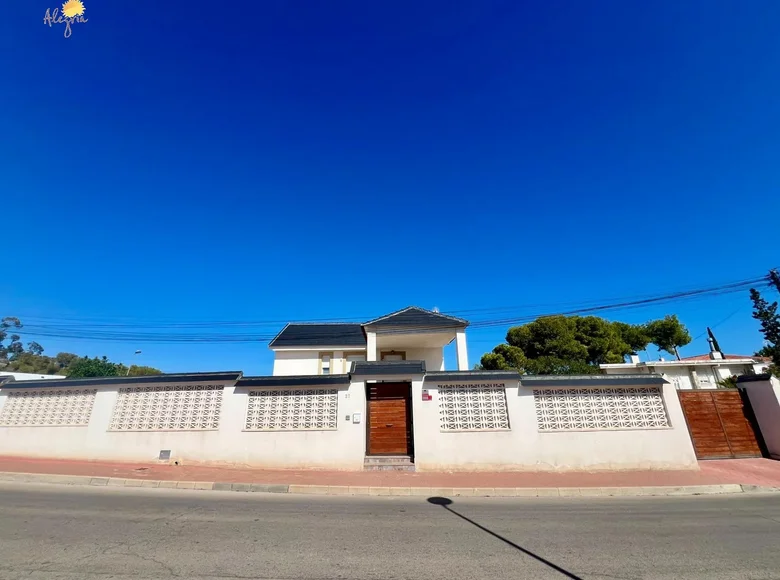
(519, 374, 668, 388)
(350, 360, 426, 381)
(425, 370, 521, 383)
(0, 371, 244, 389)
(236, 374, 351, 388)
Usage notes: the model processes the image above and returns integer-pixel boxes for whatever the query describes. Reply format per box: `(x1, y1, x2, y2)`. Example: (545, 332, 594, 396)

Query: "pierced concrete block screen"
(245, 389, 338, 431)
(109, 385, 223, 431)
(438, 383, 510, 431)
(0, 389, 97, 427)
(533, 387, 669, 431)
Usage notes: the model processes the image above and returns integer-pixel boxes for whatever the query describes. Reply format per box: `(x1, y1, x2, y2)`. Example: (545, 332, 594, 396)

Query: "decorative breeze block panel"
(109, 385, 223, 431)
(438, 383, 510, 431)
(533, 387, 669, 431)
(0, 389, 97, 427)
(245, 389, 338, 431)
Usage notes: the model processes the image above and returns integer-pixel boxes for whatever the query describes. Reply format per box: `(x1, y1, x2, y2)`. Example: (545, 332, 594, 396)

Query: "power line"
(9, 273, 772, 344)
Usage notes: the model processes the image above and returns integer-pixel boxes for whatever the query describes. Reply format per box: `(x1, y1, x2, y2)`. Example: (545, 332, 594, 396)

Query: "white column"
(455, 330, 469, 370)
(366, 331, 377, 361)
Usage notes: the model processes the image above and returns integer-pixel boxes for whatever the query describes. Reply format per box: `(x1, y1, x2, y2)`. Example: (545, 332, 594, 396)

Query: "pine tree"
(750, 271, 780, 376)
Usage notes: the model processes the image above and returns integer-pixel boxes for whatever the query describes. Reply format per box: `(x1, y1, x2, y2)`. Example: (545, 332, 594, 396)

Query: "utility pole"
(769, 269, 780, 294)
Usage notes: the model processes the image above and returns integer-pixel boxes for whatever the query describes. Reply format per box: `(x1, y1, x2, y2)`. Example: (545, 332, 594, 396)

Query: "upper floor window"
(381, 350, 406, 361)
(320, 352, 332, 375)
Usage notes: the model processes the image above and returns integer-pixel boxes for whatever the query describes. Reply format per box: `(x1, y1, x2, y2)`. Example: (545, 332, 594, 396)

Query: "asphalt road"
(0, 483, 778, 580)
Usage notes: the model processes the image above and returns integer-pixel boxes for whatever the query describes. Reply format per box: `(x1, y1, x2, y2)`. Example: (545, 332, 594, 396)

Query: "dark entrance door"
(678, 390, 764, 459)
(367, 383, 412, 456)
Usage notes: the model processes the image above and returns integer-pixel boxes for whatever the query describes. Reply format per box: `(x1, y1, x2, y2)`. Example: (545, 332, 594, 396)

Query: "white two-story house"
(269, 306, 470, 377)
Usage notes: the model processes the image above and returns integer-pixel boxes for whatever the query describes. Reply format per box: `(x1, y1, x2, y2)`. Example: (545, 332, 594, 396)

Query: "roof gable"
(363, 306, 468, 329)
(269, 323, 366, 348)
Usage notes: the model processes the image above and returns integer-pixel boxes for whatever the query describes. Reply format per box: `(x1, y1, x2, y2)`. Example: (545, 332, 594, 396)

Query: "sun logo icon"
(61, 0, 85, 18)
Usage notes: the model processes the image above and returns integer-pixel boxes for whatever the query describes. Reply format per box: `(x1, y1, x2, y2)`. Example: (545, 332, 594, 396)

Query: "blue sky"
(2, 1, 779, 374)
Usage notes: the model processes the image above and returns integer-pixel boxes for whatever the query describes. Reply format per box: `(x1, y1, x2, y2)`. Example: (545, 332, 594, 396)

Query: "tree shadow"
(427, 497, 583, 580)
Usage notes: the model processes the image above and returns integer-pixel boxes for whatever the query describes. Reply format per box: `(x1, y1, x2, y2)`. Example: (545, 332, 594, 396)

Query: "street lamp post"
(126, 350, 142, 376)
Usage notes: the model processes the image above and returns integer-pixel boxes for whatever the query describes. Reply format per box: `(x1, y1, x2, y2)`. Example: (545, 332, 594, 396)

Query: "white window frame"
(319, 352, 333, 375)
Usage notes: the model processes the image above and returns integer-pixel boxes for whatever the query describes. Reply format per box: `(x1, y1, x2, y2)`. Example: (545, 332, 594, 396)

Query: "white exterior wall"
(0, 380, 367, 469)
(0, 376, 698, 472)
(411, 380, 698, 472)
(455, 331, 469, 370)
(402, 348, 444, 372)
(272, 350, 323, 376)
(653, 367, 696, 390)
(742, 376, 780, 460)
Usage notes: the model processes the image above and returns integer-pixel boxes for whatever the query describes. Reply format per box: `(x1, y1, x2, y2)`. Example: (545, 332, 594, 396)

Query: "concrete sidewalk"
(0, 455, 778, 497)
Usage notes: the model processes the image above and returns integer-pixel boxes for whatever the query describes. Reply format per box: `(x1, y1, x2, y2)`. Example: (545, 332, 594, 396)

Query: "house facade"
(269, 306, 470, 377)
(601, 352, 769, 390)
(0, 307, 701, 472)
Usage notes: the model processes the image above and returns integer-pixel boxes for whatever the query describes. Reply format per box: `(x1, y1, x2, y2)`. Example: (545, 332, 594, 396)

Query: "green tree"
(613, 321, 651, 355)
(66, 356, 123, 378)
(0, 316, 163, 376)
(481, 315, 649, 375)
(481, 314, 690, 375)
(645, 315, 691, 360)
(750, 277, 780, 377)
(0, 317, 23, 365)
(115, 364, 164, 377)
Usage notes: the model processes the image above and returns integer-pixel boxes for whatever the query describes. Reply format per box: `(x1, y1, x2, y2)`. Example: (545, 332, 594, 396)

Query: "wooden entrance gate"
(367, 383, 412, 456)
(678, 390, 763, 459)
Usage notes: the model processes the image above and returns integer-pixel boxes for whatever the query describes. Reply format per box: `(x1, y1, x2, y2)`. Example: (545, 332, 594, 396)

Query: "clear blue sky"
(2, 1, 779, 374)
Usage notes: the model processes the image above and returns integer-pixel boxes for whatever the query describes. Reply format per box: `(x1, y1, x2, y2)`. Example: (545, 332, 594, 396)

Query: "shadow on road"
(426, 497, 583, 580)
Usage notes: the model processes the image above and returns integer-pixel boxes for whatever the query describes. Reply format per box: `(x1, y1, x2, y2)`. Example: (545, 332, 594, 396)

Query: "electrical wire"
(8, 273, 772, 344)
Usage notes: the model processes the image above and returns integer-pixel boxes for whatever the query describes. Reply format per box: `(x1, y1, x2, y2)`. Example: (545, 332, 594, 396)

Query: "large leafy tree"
(480, 315, 653, 375)
(645, 315, 692, 360)
(0, 317, 23, 365)
(480, 314, 690, 375)
(67, 356, 123, 378)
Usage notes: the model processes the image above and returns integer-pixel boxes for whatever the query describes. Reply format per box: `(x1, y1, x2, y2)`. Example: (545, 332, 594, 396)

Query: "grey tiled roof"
(350, 360, 426, 376)
(269, 324, 366, 348)
(425, 370, 522, 382)
(236, 374, 351, 388)
(736, 373, 772, 383)
(363, 306, 468, 329)
(519, 374, 667, 387)
(0, 371, 243, 389)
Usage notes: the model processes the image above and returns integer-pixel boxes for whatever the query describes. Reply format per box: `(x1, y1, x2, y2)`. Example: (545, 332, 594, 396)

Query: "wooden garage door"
(367, 383, 412, 456)
(678, 390, 763, 459)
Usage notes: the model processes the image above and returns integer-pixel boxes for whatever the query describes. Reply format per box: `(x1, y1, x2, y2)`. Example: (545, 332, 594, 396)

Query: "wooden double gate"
(677, 390, 764, 459)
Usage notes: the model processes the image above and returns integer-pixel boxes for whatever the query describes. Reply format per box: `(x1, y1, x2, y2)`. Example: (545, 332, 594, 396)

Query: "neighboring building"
(601, 349, 769, 390)
(0, 372, 65, 381)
